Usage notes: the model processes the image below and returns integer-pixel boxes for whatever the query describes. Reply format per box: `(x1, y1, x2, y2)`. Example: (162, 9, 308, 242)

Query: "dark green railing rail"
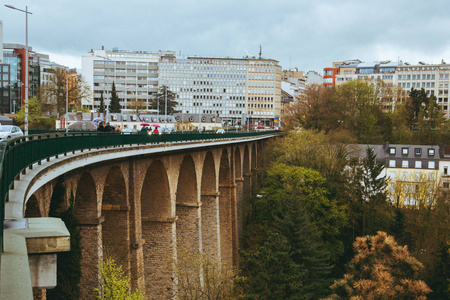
(0, 130, 279, 256)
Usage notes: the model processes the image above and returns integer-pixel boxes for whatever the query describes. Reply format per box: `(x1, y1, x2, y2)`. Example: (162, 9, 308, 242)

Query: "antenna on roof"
(259, 45, 262, 59)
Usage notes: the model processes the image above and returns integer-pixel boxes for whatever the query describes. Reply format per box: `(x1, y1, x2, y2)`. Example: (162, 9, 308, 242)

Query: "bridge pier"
(219, 184, 238, 267)
(141, 218, 177, 298)
(201, 192, 221, 261)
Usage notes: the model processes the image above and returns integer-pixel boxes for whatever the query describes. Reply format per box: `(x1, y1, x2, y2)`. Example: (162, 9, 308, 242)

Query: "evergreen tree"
(99, 93, 106, 113)
(152, 85, 179, 115)
(274, 195, 333, 299)
(240, 231, 307, 299)
(109, 82, 121, 113)
(358, 147, 388, 235)
(326, 232, 431, 299)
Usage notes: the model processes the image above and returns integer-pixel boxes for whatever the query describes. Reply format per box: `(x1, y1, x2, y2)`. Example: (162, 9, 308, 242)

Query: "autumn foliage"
(326, 231, 431, 299)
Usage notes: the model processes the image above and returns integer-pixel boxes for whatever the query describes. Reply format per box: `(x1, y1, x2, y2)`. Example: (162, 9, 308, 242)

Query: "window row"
(389, 160, 435, 169)
(389, 147, 435, 156)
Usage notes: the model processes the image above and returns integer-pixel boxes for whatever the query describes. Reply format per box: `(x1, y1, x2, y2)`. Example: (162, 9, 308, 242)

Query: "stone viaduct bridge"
(0, 131, 278, 299)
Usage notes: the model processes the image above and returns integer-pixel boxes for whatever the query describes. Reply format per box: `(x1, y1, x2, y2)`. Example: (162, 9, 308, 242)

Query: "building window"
(428, 149, 435, 156)
(389, 160, 396, 167)
(444, 182, 450, 189)
(402, 160, 409, 168)
(415, 161, 422, 168)
(428, 161, 435, 169)
(402, 148, 409, 155)
(389, 147, 396, 155)
(415, 148, 422, 156)
(444, 166, 448, 175)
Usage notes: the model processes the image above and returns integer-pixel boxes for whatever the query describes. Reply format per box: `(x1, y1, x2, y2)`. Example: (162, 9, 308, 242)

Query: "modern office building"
(82, 48, 283, 128)
(81, 47, 167, 112)
(1, 43, 40, 113)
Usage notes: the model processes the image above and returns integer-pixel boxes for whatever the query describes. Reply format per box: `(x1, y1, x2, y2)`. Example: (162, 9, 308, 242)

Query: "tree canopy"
(37, 67, 91, 116)
(326, 232, 431, 300)
(152, 85, 179, 115)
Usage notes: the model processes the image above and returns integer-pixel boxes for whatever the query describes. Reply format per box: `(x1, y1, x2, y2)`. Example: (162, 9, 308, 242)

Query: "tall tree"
(15, 96, 43, 126)
(274, 196, 333, 298)
(240, 231, 307, 299)
(152, 85, 179, 115)
(351, 147, 388, 235)
(109, 82, 121, 113)
(326, 232, 431, 299)
(99, 93, 106, 114)
(38, 67, 91, 116)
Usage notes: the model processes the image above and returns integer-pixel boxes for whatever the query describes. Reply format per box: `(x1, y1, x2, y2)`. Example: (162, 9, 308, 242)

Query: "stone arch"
(200, 151, 220, 260)
(101, 165, 130, 277)
(243, 145, 250, 176)
(48, 179, 67, 217)
(218, 148, 237, 267)
(74, 172, 100, 300)
(24, 195, 41, 217)
(176, 155, 200, 252)
(140, 159, 174, 298)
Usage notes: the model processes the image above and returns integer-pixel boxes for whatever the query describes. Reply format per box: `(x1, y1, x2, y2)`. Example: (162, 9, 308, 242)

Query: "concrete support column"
(219, 184, 238, 267)
(78, 219, 103, 300)
(141, 217, 177, 299)
(201, 192, 221, 261)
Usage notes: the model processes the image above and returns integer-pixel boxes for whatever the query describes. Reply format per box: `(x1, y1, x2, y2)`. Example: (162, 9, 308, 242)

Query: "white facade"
(397, 62, 450, 117)
(81, 48, 169, 112)
(159, 55, 282, 126)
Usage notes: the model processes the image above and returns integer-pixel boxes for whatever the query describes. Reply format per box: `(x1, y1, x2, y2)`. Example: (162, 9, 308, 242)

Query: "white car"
(216, 129, 226, 134)
(0, 125, 24, 141)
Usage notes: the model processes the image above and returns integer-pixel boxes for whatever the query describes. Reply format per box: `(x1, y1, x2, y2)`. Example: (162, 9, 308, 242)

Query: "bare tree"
(38, 67, 91, 116)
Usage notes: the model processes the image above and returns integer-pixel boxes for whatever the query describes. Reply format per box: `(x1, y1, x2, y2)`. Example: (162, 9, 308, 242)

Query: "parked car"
(122, 128, 138, 135)
(216, 129, 226, 134)
(0, 125, 23, 141)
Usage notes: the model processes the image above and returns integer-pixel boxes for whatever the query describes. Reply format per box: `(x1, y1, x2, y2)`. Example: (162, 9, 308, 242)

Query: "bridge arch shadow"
(140, 159, 174, 297)
(201, 151, 220, 261)
(74, 172, 100, 299)
(101, 166, 130, 278)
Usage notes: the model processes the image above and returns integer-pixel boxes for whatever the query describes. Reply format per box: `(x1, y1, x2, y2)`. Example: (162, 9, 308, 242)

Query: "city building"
(81, 47, 167, 112)
(1, 43, 61, 114)
(396, 61, 450, 117)
(352, 143, 442, 207)
(82, 48, 283, 128)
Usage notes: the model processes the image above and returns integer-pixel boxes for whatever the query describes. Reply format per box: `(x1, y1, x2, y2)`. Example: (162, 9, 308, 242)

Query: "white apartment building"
(396, 62, 450, 117)
(81, 48, 172, 112)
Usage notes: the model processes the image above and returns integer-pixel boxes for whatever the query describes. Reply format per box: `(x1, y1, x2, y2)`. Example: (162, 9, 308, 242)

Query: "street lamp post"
(5, 4, 32, 135)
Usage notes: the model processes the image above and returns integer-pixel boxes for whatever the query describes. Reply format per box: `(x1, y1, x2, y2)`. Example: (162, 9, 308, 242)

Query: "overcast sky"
(3, 0, 450, 74)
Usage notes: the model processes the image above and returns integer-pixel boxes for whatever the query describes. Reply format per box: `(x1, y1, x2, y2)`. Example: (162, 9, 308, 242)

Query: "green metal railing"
(0, 130, 279, 256)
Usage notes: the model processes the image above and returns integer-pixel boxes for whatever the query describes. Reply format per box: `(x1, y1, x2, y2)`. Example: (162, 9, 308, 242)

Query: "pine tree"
(109, 82, 121, 113)
(99, 93, 105, 113)
(240, 231, 307, 299)
(152, 85, 179, 115)
(326, 232, 431, 299)
(274, 195, 333, 299)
